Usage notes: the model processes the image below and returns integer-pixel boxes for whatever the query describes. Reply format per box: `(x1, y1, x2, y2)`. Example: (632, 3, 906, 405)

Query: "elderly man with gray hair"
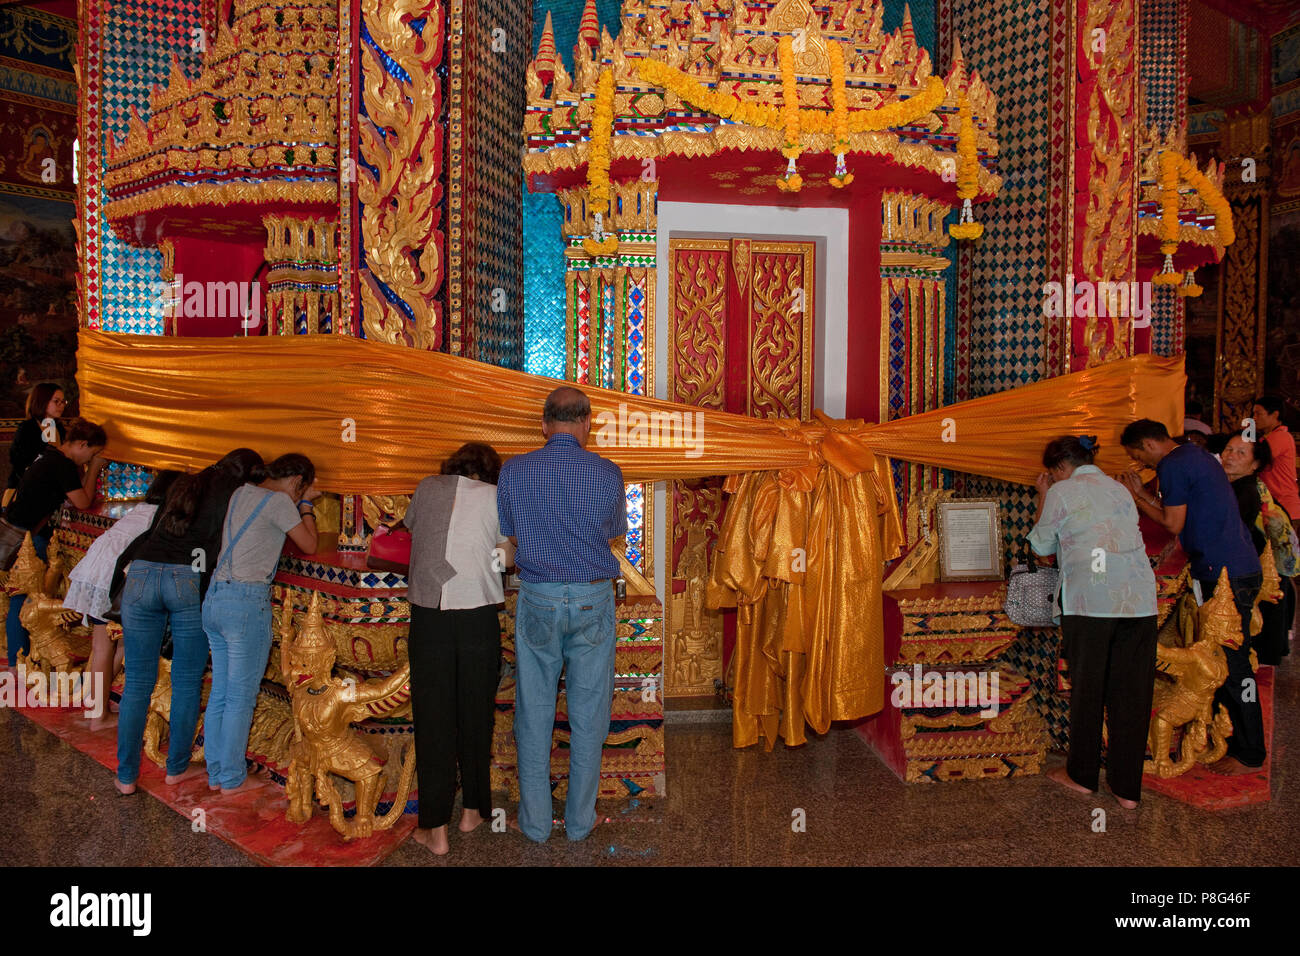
(497, 386, 627, 842)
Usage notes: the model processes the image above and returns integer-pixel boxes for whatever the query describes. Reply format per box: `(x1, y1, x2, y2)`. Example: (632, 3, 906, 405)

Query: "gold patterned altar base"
(857, 580, 1046, 782)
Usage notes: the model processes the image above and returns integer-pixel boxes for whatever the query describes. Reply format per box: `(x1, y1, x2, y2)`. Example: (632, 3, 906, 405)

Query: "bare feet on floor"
(412, 826, 450, 855)
(1207, 755, 1262, 776)
(87, 713, 118, 732)
(220, 778, 257, 795)
(1046, 766, 1093, 795)
(114, 778, 136, 796)
(459, 808, 485, 833)
(1108, 789, 1139, 810)
(164, 766, 205, 786)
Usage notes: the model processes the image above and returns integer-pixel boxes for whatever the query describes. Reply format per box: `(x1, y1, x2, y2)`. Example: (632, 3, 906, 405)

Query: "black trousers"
(1256, 577, 1291, 666)
(1061, 614, 1158, 802)
(408, 602, 502, 828)
(1198, 573, 1265, 766)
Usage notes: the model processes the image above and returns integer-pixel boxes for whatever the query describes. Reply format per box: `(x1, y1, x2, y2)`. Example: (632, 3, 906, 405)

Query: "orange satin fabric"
(76, 330, 1183, 747)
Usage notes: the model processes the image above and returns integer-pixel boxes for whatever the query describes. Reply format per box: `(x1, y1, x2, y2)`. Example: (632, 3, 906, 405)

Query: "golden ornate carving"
(263, 215, 341, 335)
(1145, 569, 1242, 777)
(9, 536, 89, 677)
(103, 0, 340, 226)
(523, 2, 1001, 196)
(748, 245, 814, 419)
(281, 592, 415, 840)
(144, 657, 209, 769)
(357, 0, 444, 348)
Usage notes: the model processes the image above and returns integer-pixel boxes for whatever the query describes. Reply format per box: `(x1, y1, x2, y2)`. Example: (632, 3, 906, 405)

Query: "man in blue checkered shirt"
(497, 386, 626, 842)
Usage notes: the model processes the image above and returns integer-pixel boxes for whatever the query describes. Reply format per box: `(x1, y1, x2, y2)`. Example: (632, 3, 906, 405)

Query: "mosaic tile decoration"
(464, 0, 530, 370)
(1142, 0, 1189, 358)
(942, 0, 1054, 396)
(522, 181, 568, 377)
(96, 0, 207, 335)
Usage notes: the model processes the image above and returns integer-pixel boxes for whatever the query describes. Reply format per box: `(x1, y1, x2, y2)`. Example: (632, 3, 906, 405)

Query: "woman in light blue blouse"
(1027, 434, 1158, 809)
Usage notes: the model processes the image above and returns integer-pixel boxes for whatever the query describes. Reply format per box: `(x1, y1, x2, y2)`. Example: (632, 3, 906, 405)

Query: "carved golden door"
(665, 238, 814, 697)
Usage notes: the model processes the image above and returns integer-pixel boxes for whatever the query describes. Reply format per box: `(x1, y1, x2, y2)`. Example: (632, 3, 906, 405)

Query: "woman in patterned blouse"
(1028, 435, 1158, 810)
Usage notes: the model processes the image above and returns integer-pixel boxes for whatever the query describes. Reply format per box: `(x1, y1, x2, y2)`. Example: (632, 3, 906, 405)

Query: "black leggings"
(408, 602, 502, 828)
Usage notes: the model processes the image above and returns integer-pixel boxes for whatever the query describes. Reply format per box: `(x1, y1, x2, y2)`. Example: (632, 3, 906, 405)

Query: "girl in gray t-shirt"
(200, 453, 320, 793)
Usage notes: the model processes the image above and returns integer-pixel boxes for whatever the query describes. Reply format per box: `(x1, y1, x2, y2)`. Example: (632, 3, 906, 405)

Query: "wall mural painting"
(0, 4, 78, 418)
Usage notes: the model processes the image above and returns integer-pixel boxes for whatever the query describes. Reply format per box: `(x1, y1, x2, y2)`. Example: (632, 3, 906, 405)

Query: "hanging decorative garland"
(632, 58, 948, 139)
(947, 90, 983, 240)
(829, 41, 853, 188)
(1155, 150, 1234, 296)
(582, 67, 619, 258)
(776, 35, 804, 192)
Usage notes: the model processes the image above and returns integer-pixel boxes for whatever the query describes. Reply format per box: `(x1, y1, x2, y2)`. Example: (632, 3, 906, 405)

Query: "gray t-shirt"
(215, 484, 304, 584)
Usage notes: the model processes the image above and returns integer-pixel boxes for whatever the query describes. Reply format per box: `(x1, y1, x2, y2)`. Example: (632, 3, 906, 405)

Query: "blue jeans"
(201, 579, 272, 789)
(513, 580, 616, 842)
(6, 531, 48, 665)
(117, 561, 207, 784)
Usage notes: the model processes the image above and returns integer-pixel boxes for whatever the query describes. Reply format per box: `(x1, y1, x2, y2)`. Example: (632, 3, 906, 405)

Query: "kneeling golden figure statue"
(1144, 568, 1241, 778)
(281, 591, 414, 840)
(9, 536, 89, 678)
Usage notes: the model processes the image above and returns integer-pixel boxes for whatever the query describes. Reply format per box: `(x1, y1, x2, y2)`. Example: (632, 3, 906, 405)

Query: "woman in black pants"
(402, 442, 512, 856)
(1028, 435, 1159, 809)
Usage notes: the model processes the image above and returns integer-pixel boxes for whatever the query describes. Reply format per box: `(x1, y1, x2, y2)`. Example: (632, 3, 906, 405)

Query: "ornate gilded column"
(262, 217, 341, 336)
(880, 191, 952, 542)
(1074, 0, 1140, 370)
(1214, 110, 1271, 432)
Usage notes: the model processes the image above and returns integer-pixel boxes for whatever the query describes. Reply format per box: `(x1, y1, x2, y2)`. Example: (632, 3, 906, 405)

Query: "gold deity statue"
(1144, 568, 1241, 778)
(144, 656, 208, 768)
(280, 591, 415, 840)
(9, 536, 89, 677)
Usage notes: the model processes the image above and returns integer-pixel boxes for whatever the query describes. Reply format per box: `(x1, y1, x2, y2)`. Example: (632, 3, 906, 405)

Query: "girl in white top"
(63, 470, 183, 730)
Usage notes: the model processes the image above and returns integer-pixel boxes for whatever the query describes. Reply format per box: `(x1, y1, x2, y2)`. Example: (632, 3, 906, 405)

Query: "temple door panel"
(665, 238, 814, 698)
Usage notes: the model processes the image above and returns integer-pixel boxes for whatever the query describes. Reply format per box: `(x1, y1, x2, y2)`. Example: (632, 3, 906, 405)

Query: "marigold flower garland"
(1155, 150, 1234, 296)
(777, 35, 803, 192)
(947, 90, 983, 240)
(582, 67, 619, 258)
(829, 41, 853, 188)
(631, 58, 948, 188)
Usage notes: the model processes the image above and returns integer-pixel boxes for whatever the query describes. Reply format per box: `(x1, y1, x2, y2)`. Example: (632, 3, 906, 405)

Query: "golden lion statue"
(281, 590, 414, 840)
(144, 656, 209, 768)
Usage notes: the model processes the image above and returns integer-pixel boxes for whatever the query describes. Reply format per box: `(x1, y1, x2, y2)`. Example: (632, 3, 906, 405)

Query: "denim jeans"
(117, 561, 207, 784)
(513, 579, 616, 842)
(201, 579, 272, 789)
(5, 531, 48, 665)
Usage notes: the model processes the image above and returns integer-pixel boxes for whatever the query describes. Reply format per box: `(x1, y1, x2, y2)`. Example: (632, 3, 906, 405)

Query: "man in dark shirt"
(1120, 419, 1264, 773)
(4, 418, 106, 665)
(497, 386, 626, 842)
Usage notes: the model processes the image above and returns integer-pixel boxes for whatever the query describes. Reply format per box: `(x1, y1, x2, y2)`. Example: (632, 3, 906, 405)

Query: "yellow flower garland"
(1155, 149, 1233, 287)
(582, 67, 619, 257)
(948, 90, 983, 240)
(776, 36, 804, 191)
(632, 59, 947, 140)
(829, 41, 853, 188)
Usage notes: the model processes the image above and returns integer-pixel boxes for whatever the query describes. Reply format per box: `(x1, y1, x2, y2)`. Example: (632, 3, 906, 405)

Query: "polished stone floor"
(3, 658, 1296, 867)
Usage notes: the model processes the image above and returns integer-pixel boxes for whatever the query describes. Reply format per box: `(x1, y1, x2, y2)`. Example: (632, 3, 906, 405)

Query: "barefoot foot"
(114, 778, 136, 796)
(1046, 766, 1093, 795)
(459, 809, 485, 833)
(164, 766, 204, 786)
(87, 713, 118, 732)
(412, 826, 450, 855)
(1110, 790, 1138, 810)
(219, 778, 257, 795)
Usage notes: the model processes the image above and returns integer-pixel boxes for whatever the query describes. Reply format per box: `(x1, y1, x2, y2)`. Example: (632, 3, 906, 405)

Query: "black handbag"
(0, 514, 48, 571)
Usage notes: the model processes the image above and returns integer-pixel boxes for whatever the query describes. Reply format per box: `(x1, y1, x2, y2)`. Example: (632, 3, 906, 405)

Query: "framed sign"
(936, 499, 1003, 582)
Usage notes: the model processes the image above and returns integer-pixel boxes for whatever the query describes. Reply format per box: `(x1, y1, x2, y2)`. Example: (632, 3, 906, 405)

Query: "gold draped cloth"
(76, 331, 1183, 745)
